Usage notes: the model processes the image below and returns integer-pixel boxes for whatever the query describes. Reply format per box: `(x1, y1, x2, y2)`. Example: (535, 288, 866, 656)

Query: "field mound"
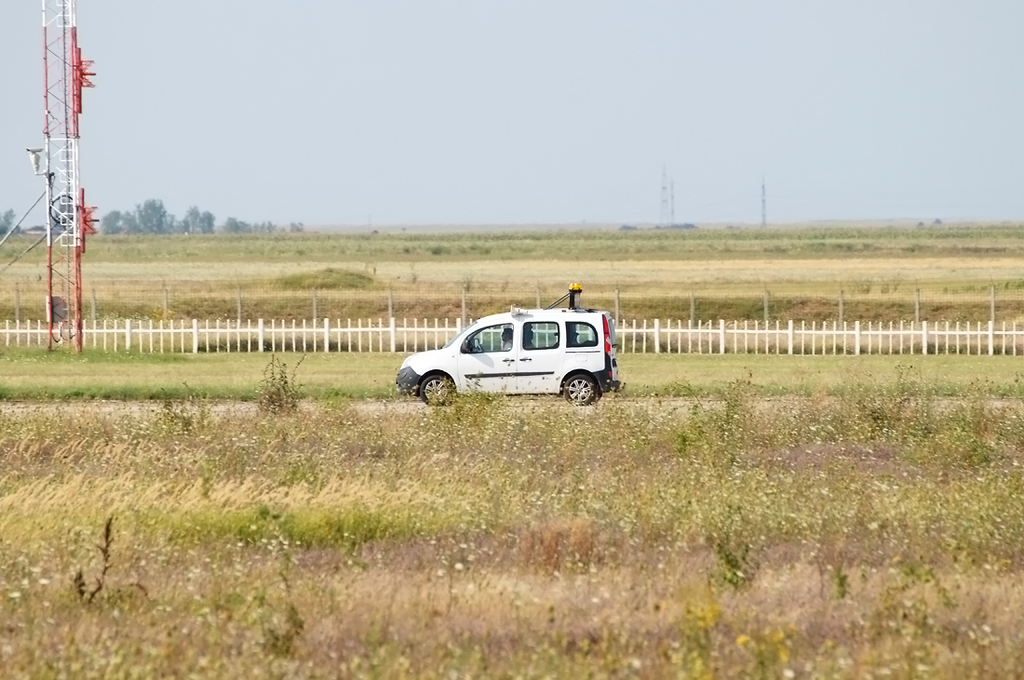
(273, 267, 376, 290)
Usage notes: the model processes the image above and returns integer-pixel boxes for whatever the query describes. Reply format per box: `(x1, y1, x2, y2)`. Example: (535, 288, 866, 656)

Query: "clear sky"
(1, 1, 1022, 227)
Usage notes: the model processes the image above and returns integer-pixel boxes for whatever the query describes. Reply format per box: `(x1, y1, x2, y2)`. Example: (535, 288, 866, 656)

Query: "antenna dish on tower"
(27, 148, 44, 175)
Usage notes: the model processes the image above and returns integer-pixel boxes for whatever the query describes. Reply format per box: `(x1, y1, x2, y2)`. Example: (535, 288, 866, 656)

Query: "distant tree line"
(99, 199, 303, 235)
(0, 209, 15, 236)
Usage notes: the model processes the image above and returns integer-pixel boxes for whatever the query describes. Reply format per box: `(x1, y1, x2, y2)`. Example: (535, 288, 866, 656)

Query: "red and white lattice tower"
(42, 0, 96, 351)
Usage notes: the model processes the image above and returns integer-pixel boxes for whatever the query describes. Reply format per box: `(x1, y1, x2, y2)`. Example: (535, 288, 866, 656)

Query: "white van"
(396, 286, 620, 405)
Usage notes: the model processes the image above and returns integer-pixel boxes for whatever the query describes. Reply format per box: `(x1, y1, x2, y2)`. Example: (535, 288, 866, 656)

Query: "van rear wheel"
(563, 374, 599, 405)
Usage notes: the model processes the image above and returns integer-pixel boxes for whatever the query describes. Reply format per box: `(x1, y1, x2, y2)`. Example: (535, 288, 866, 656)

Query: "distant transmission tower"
(761, 177, 767, 228)
(657, 167, 684, 226)
(41, 0, 97, 351)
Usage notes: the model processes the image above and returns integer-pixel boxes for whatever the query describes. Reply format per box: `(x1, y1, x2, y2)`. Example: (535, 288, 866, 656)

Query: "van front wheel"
(420, 374, 455, 406)
(563, 374, 599, 406)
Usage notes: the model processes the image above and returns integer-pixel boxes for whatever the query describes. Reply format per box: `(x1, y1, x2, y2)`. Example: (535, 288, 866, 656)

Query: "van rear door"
(514, 319, 563, 394)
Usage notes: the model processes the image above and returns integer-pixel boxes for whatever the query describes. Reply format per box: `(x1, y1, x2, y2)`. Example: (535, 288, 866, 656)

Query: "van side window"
(566, 322, 598, 348)
(523, 321, 559, 351)
(462, 323, 513, 354)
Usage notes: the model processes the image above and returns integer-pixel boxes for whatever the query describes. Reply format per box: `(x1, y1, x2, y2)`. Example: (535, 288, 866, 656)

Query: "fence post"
(855, 320, 861, 356)
(991, 285, 996, 324)
(125, 319, 132, 351)
(614, 289, 620, 323)
(536, 288, 542, 309)
(312, 288, 318, 321)
(387, 288, 394, 320)
(915, 289, 921, 324)
(787, 319, 794, 355)
(989, 319, 995, 356)
(719, 319, 726, 354)
(921, 320, 928, 355)
(258, 318, 265, 351)
(690, 292, 696, 326)
(192, 319, 199, 354)
(324, 317, 331, 353)
(654, 319, 661, 354)
(388, 316, 396, 352)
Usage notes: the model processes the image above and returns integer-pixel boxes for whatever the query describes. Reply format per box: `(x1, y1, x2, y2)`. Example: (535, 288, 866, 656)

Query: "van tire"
(420, 373, 455, 406)
(563, 373, 599, 406)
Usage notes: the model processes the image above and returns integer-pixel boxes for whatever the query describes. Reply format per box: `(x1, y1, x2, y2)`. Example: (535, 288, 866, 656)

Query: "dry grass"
(5, 224, 1024, 321)
(4, 373, 1024, 676)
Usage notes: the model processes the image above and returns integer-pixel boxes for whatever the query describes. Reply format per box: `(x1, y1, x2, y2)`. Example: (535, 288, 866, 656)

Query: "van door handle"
(502, 358, 515, 364)
(520, 357, 532, 362)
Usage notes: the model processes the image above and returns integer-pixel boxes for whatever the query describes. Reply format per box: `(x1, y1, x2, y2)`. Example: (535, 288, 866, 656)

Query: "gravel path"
(0, 396, 699, 419)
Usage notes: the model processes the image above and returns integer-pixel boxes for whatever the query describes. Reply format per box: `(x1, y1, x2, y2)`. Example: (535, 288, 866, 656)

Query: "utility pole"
(670, 180, 676, 226)
(660, 165, 670, 226)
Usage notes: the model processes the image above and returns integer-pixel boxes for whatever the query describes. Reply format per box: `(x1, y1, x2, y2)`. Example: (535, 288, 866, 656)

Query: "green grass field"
(4, 349, 1024, 401)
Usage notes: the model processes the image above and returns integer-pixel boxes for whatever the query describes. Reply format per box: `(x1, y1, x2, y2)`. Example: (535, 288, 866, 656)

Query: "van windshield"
(442, 320, 482, 349)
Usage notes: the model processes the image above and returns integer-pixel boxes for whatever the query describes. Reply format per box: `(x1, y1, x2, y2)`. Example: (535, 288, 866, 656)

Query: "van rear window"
(566, 322, 598, 348)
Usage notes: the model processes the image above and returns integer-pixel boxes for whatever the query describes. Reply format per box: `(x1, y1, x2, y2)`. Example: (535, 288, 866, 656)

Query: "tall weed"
(257, 354, 304, 414)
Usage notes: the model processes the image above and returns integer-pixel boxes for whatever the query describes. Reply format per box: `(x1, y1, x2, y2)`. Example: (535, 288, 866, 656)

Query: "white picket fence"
(2, 318, 1024, 356)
